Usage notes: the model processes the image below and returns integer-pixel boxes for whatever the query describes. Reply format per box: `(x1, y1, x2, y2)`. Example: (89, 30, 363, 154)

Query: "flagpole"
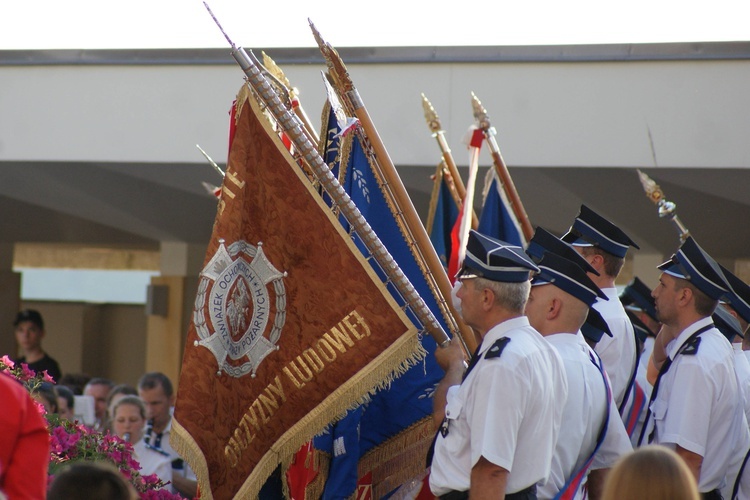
(636, 169, 690, 241)
(425, 161, 446, 235)
(196, 144, 225, 177)
(310, 22, 477, 354)
(421, 94, 478, 229)
(471, 93, 535, 242)
(203, 4, 452, 348)
(261, 51, 320, 145)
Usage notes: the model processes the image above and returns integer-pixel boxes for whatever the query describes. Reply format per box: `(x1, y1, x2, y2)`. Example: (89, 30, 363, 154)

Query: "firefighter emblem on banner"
(193, 238, 287, 378)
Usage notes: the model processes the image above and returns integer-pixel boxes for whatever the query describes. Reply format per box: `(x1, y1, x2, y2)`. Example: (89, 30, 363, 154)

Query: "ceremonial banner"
(427, 167, 460, 272)
(305, 107, 444, 499)
(171, 87, 420, 500)
(477, 169, 526, 247)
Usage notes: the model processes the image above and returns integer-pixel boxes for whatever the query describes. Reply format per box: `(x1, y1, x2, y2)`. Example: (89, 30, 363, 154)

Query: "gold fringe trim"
(231, 333, 425, 500)
(357, 417, 434, 498)
(218, 86, 424, 500)
(318, 100, 332, 159)
(306, 449, 331, 500)
(170, 418, 215, 500)
(388, 469, 431, 500)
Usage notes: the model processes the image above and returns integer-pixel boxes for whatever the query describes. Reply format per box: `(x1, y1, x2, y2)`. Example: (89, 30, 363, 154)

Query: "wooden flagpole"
(471, 92, 535, 242)
(311, 23, 477, 354)
(421, 93, 478, 229)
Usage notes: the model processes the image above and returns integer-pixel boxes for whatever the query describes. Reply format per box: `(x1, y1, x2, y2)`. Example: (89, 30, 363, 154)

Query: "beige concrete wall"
(17, 301, 147, 386)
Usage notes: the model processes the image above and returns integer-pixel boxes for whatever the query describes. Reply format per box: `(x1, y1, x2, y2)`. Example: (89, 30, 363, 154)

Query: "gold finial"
(471, 92, 491, 131)
(636, 169, 690, 241)
(261, 51, 298, 101)
(309, 20, 354, 93)
(421, 93, 442, 133)
(637, 169, 665, 205)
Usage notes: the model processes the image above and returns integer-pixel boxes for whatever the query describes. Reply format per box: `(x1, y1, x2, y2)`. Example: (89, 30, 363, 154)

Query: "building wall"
(17, 301, 147, 387)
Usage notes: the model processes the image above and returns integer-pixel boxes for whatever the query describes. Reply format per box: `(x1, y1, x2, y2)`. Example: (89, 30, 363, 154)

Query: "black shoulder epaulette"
(679, 336, 701, 356)
(484, 337, 511, 360)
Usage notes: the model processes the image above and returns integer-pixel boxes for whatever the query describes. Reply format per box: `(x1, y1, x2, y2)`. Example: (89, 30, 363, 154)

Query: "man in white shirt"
(525, 252, 631, 499)
(562, 205, 639, 416)
(138, 372, 198, 498)
(643, 237, 749, 498)
(430, 231, 567, 500)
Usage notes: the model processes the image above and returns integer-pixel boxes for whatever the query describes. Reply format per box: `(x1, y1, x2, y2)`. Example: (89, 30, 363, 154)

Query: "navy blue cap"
(713, 304, 743, 341)
(657, 237, 729, 301)
(719, 264, 750, 325)
(526, 227, 599, 276)
(581, 308, 613, 343)
(562, 205, 639, 259)
(458, 230, 539, 283)
(532, 252, 608, 307)
(626, 309, 652, 343)
(620, 277, 658, 323)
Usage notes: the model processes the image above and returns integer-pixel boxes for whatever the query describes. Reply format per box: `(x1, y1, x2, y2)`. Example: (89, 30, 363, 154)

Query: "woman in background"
(111, 396, 172, 489)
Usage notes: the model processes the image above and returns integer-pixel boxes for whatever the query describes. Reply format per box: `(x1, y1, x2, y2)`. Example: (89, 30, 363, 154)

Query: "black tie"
(637, 323, 713, 447)
(637, 355, 673, 446)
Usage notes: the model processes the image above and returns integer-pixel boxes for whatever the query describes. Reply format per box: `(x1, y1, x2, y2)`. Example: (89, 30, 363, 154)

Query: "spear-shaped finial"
(262, 51, 297, 100)
(196, 144, 225, 178)
(471, 92, 491, 131)
(309, 20, 355, 95)
(636, 169, 690, 241)
(421, 93, 442, 134)
(203, 2, 236, 49)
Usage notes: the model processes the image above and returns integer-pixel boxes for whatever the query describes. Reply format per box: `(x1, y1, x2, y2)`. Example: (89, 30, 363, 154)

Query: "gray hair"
(474, 278, 531, 314)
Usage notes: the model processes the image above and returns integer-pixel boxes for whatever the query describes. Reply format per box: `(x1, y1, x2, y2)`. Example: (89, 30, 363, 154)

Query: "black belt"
(701, 488, 723, 500)
(440, 483, 537, 500)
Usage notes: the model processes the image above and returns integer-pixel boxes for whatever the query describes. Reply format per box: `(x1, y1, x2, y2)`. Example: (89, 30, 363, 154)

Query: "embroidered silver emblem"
(193, 239, 287, 378)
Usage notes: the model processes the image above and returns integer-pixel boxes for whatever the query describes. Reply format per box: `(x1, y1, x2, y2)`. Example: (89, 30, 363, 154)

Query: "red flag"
(447, 204, 465, 285)
(171, 86, 421, 499)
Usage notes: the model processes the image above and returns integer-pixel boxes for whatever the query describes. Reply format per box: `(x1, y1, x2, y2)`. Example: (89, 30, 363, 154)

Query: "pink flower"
(33, 400, 47, 415)
(0, 355, 14, 369)
(42, 370, 55, 383)
(19, 363, 36, 381)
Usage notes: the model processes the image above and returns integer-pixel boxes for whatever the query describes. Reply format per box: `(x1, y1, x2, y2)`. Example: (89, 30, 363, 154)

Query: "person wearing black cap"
(13, 308, 62, 382)
(429, 231, 567, 500)
(619, 277, 662, 447)
(562, 205, 640, 420)
(719, 264, 750, 353)
(641, 237, 749, 498)
(525, 253, 631, 499)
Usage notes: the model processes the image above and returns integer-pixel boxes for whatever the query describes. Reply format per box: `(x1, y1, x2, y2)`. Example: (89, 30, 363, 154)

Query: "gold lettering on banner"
(226, 170, 246, 189)
(225, 310, 373, 467)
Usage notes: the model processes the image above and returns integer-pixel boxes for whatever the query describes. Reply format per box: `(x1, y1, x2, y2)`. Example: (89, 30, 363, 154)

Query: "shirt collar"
(666, 316, 714, 359)
(482, 316, 531, 351)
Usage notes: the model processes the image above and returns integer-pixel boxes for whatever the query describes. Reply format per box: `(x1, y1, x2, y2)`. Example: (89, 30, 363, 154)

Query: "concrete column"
(0, 244, 21, 358)
(144, 242, 205, 388)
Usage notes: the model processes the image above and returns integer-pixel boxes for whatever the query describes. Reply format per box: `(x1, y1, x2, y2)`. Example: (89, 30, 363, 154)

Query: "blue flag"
(429, 172, 460, 272)
(478, 169, 526, 247)
(311, 107, 446, 499)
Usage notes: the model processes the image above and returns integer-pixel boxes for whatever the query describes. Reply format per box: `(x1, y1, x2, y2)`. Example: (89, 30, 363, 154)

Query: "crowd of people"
(1, 312, 197, 499)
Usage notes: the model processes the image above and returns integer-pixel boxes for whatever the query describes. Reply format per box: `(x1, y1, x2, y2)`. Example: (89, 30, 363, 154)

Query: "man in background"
(138, 372, 198, 498)
(13, 309, 62, 382)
